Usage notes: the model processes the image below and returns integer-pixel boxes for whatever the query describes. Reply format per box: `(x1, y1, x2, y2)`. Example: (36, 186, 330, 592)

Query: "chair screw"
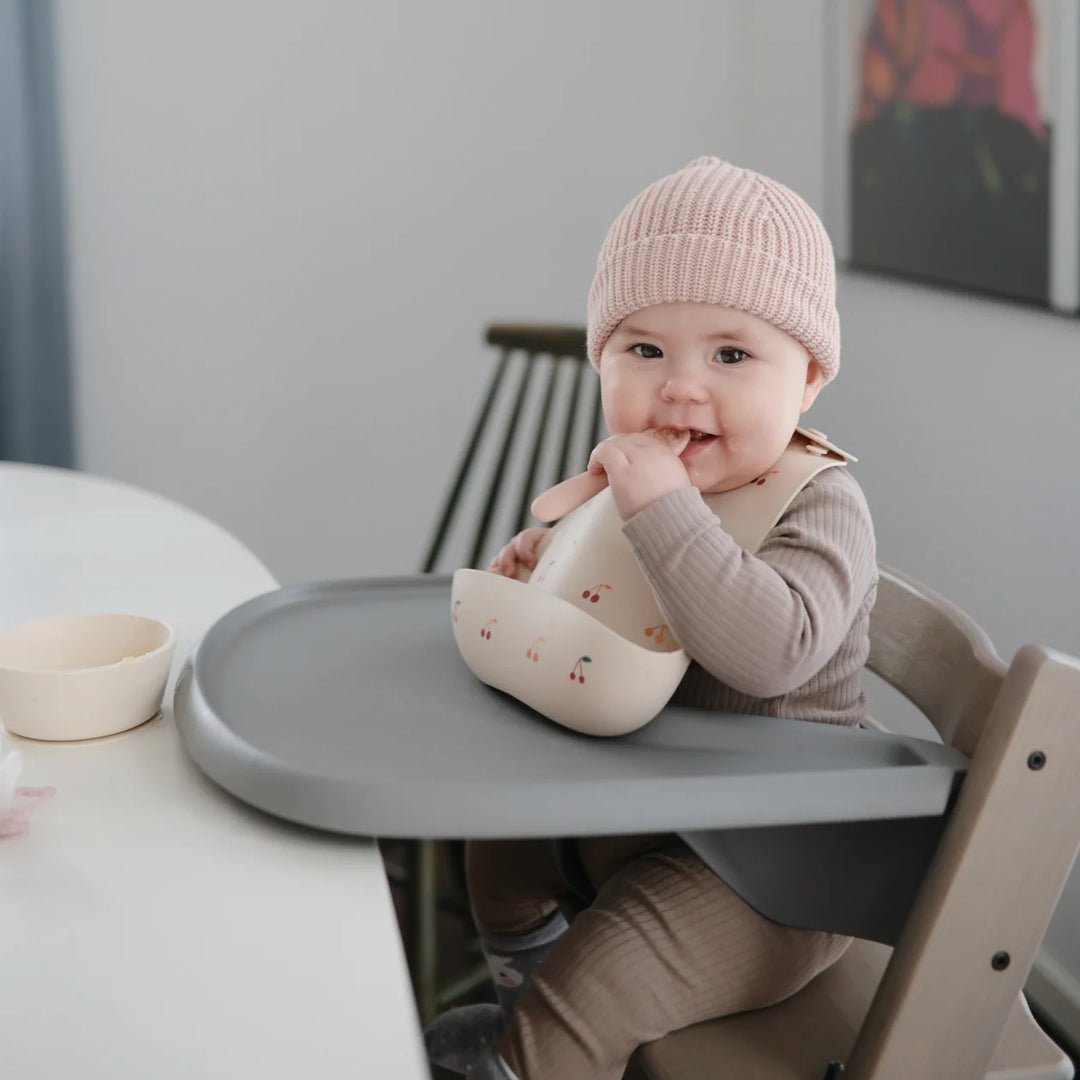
(992, 951, 1011, 971)
(1028, 751, 1046, 770)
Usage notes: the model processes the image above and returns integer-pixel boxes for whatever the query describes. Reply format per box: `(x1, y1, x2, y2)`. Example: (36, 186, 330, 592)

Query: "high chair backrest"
(867, 566, 1006, 756)
(421, 324, 597, 574)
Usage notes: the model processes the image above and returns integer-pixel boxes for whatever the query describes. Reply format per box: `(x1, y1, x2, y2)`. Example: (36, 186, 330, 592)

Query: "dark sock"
(423, 909, 567, 1073)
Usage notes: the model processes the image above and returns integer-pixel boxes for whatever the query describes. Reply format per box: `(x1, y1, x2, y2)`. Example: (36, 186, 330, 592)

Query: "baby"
(427, 157, 877, 1080)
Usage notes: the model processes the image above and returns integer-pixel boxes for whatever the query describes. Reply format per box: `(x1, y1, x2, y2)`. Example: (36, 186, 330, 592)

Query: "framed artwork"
(826, 0, 1079, 313)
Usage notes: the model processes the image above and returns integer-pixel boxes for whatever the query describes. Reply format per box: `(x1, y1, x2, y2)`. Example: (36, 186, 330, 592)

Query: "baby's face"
(598, 302, 823, 494)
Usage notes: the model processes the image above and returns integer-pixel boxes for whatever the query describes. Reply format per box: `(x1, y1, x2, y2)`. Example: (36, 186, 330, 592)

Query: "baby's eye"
(631, 343, 663, 359)
(715, 346, 749, 365)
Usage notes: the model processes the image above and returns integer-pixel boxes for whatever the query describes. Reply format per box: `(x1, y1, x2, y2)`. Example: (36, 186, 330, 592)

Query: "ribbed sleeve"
(622, 468, 877, 726)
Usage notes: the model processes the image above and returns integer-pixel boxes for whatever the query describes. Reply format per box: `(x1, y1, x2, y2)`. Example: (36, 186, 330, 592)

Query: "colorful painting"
(835, 0, 1071, 307)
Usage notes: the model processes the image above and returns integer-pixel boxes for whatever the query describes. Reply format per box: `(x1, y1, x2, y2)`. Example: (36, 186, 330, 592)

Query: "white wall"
(53, 0, 1080, 1038)
(53, 0, 747, 583)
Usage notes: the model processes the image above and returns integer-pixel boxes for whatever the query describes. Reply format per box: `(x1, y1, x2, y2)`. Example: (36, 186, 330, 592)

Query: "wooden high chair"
(633, 566, 1080, 1080)
(398, 321, 1080, 1075)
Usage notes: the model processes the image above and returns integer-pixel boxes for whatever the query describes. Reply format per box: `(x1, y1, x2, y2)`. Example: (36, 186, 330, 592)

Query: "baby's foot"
(424, 1002, 504, 1074)
(465, 1046, 520, 1079)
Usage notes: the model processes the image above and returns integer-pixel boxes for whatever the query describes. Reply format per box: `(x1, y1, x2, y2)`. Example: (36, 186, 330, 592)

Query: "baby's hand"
(588, 430, 691, 520)
(488, 527, 549, 580)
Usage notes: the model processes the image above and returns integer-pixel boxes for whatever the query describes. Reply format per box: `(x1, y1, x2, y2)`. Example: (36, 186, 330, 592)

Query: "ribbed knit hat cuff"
(586, 232, 840, 381)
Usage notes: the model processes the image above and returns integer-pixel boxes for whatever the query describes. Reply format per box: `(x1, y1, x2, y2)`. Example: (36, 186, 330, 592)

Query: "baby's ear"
(800, 359, 825, 412)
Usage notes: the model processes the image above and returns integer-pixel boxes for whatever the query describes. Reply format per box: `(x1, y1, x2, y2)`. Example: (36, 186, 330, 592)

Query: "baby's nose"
(660, 369, 708, 403)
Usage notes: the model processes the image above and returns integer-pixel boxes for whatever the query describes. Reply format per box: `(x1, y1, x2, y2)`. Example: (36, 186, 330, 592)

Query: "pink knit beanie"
(586, 157, 840, 382)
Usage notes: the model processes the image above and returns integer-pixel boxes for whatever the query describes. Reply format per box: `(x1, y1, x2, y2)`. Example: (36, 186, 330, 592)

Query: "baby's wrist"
(622, 483, 698, 524)
(616, 480, 691, 521)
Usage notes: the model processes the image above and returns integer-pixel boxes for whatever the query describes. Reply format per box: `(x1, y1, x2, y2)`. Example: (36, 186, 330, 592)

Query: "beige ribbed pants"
(466, 835, 850, 1080)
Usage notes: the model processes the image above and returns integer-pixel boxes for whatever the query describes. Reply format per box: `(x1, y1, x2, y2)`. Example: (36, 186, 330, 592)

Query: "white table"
(0, 463, 428, 1079)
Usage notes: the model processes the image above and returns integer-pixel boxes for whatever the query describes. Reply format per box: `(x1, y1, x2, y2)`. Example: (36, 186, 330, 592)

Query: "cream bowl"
(0, 613, 176, 741)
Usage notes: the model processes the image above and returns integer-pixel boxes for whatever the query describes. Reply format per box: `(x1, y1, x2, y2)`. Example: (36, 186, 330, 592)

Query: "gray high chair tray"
(175, 575, 967, 839)
(175, 575, 969, 942)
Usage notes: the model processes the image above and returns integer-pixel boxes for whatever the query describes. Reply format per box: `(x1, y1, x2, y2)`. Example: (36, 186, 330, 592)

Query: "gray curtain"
(0, 0, 73, 466)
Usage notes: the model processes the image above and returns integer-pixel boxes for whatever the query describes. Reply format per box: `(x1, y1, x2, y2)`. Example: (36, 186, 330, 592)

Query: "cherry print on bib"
(570, 656, 592, 683)
(581, 584, 612, 604)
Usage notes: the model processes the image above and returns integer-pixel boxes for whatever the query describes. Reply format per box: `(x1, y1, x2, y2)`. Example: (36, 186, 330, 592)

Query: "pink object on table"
(0, 743, 55, 837)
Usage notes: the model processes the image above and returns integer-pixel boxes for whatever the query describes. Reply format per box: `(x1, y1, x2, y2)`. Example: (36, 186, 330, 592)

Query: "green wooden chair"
(390, 323, 598, 1025)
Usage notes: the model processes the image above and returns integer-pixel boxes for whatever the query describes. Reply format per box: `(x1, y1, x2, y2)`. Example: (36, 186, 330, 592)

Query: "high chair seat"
(635, 940, 1071, 1080)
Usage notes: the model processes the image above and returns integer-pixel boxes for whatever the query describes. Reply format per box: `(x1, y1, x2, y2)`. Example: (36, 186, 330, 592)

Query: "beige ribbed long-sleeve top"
(622, 466, 877, 727)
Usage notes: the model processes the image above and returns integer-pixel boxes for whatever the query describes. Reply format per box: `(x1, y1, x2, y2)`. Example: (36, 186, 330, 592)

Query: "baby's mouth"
(678, 428, 718, 455)
(653, 425, 715, 442)
(649, 425, 717, 458)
